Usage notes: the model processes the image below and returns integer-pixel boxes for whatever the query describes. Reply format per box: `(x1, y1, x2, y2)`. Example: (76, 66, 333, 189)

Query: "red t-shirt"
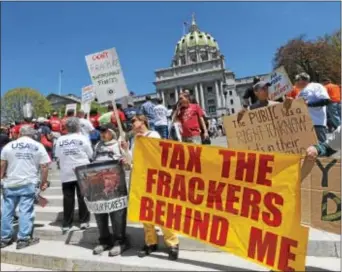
(50, 117, 62, 132)
(111, 110, 126, 126)
(178, 104, 204, 137)
(61, 117, 69, 135)
(13, 122, 34, 135)
(90, 114, 100, 129)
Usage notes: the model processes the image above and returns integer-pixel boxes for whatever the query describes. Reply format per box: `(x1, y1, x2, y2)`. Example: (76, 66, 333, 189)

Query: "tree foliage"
(1, 88, 52, 123)
(273, 30, 341, 84)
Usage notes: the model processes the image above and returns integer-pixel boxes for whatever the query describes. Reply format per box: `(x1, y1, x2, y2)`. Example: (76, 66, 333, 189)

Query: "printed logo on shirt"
(11, 142, 39, 151)
(59, 139, 84, 147)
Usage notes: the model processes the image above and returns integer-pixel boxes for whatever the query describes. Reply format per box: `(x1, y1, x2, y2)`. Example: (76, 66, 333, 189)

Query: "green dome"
(175, 16, 219, 55)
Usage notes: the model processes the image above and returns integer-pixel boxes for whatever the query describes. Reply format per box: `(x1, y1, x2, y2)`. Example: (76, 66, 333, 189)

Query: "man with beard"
(175, 93, 208, 144)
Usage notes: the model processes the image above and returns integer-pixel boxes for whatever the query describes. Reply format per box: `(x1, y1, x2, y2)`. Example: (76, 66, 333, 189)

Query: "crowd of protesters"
(0, 74, 340, 259)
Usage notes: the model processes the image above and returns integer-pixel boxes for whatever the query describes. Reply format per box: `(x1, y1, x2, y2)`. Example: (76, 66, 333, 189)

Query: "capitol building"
(149, 15, 267, 117)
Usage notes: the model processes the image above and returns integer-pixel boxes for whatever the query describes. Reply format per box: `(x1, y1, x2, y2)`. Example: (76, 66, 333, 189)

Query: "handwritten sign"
(65, 103, 77, 115)
(128, 137, 309, 271)
(82, 85, 95, 104)
(85, 48, 129, 103)
(223, 99, 318, 155)
(301, 158, 341, 234)
(264, 66, 293, 100)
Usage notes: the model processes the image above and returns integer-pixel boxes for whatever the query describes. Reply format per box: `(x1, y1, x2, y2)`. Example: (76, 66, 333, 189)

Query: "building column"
(220, 83, 226, 110)
(199, 83, 205, 109)
(175, 87, 179, 103)
(194, 84, 199, 104)
(161, 90, 165, 106)
(215, 81, 221, 108)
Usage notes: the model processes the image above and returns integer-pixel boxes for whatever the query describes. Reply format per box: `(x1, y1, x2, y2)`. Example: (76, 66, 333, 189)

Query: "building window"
(230, 99, 234, 105)
(229, 91, 232, 96)
(200, 51, 208, 61)
(231, 108, 235, 114)
(212, 51, 218, 59)
(190, 52, 197, 63)
(180, 55, 186, 65)
(208, 99, 215, 105)
(208, 106, 216, 113)
(170, 93, 175, 99)
(207, 87, 213, 93)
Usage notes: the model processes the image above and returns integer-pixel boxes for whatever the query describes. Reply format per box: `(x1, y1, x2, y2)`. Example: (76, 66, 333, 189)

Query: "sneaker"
(62, 226, 71, 234)
(16, 237, 40, 250)
(108, 241, 128, 257)
(168, 245, 179, 260)
(137, 244, 158, 258)
(80, 222, 90, 230)
(93, 244, 111, 255)
(0, 240, 13, 249)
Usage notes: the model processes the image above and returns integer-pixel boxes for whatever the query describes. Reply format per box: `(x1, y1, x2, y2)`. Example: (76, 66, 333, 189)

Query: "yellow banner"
(128, 137, 309, 271)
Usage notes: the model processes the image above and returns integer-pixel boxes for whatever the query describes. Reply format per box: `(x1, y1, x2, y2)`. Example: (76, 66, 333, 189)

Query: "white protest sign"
(85, 48, 129, 103)
(264, 66, 293, 100)
(82, 85, 95, 103)
(81, 102, 91, 115)
(65, 103, 77, 115)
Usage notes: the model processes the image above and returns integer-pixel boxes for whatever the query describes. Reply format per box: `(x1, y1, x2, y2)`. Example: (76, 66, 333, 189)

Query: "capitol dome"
(172, 14, 221, 66)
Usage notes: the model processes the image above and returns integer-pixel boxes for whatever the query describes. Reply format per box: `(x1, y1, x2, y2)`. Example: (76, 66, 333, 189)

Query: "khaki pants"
(143, 223, 179, 247)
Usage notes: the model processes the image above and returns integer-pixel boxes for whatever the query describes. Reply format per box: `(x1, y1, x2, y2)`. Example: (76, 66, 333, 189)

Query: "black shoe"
(0, 240, 13, 248)
(137, 244, 158, 258)
(93, 244, 111, 255)
(16, 237, 40, 250)
(168, 245, 179, 260)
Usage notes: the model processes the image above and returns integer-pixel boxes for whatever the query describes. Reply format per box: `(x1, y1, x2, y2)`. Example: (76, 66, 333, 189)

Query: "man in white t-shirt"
(55, 117, 93, 233)
(295, 73, 331, 143)
(153, 98, 169, 139)
(77, 110, 95, 141)
(0, 126, 50, 249)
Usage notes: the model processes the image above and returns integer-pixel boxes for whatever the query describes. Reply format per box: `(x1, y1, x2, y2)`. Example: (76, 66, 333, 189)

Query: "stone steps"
(1, 239, 340, 271)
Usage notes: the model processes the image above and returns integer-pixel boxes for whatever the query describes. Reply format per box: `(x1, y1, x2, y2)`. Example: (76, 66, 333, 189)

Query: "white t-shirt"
(55, 133, 93, 183)
(129, 130, 161, 159)
(297, 82, 330, 126)
(79, 118, 95, 139)
(153, 105, 168, 126)
(1, 136, 51, 188)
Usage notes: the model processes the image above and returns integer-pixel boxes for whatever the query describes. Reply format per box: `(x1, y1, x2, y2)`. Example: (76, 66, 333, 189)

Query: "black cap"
(98, 123, 115, 132)
(253, 77, 261, 84)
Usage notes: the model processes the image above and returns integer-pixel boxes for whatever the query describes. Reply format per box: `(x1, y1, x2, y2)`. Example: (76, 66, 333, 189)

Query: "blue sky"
(1, 1, 340, 97)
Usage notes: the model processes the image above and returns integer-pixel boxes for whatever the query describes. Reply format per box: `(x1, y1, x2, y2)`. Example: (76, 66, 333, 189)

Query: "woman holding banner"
(121, 114, 180, 260)
(91, 123, 129, 257)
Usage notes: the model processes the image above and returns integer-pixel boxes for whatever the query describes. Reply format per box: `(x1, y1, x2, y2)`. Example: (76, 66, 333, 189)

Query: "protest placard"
(65, 103, 77, 115)
(81, 102, 91, 115)
(223, 98, 318, 155)
(264, 66, 293, 100)
(75, 161, 128, 214)
(128, 137, 309, 271)
(301, 158, 341, 234)
(85, 48, 129, 104)
(82, 85, 95, 104)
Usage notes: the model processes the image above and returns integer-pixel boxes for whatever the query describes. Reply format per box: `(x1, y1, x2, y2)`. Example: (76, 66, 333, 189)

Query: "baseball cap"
(253, 77, 261, 84)
(98, 123, 115, 132)
(253, 81, 271, 91)
(295, 72, 310, 82)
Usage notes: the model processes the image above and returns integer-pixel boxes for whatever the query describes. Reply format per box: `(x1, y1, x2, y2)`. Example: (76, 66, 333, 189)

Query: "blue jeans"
(327, 102, 341, 129)
(1, 184, 35, 242)
(148, 121, 155, 131)
(155, 125, 168, 139)
(314, 125, 327, 143)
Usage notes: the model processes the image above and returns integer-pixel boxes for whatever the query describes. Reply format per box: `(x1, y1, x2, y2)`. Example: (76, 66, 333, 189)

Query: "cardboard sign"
(85, 48, 129, 103)
(128, 137, 309, 272)
(264, 66, 293, 100)
(223, 99, 318, 156)
(65, 103, 77, 115)
(82, 85, 95, 104)
(23, 103, 33, 119)
(75, 161, 128, 214)
(301, 158, 341, 234)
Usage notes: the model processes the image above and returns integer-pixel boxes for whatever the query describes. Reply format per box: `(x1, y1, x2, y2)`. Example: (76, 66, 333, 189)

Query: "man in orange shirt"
(323, 78, 341, 130)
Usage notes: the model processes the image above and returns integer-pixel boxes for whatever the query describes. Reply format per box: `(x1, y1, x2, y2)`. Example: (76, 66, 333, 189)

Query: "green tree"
(1, 88, 52, 123)
(273, 30, 341, 84)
